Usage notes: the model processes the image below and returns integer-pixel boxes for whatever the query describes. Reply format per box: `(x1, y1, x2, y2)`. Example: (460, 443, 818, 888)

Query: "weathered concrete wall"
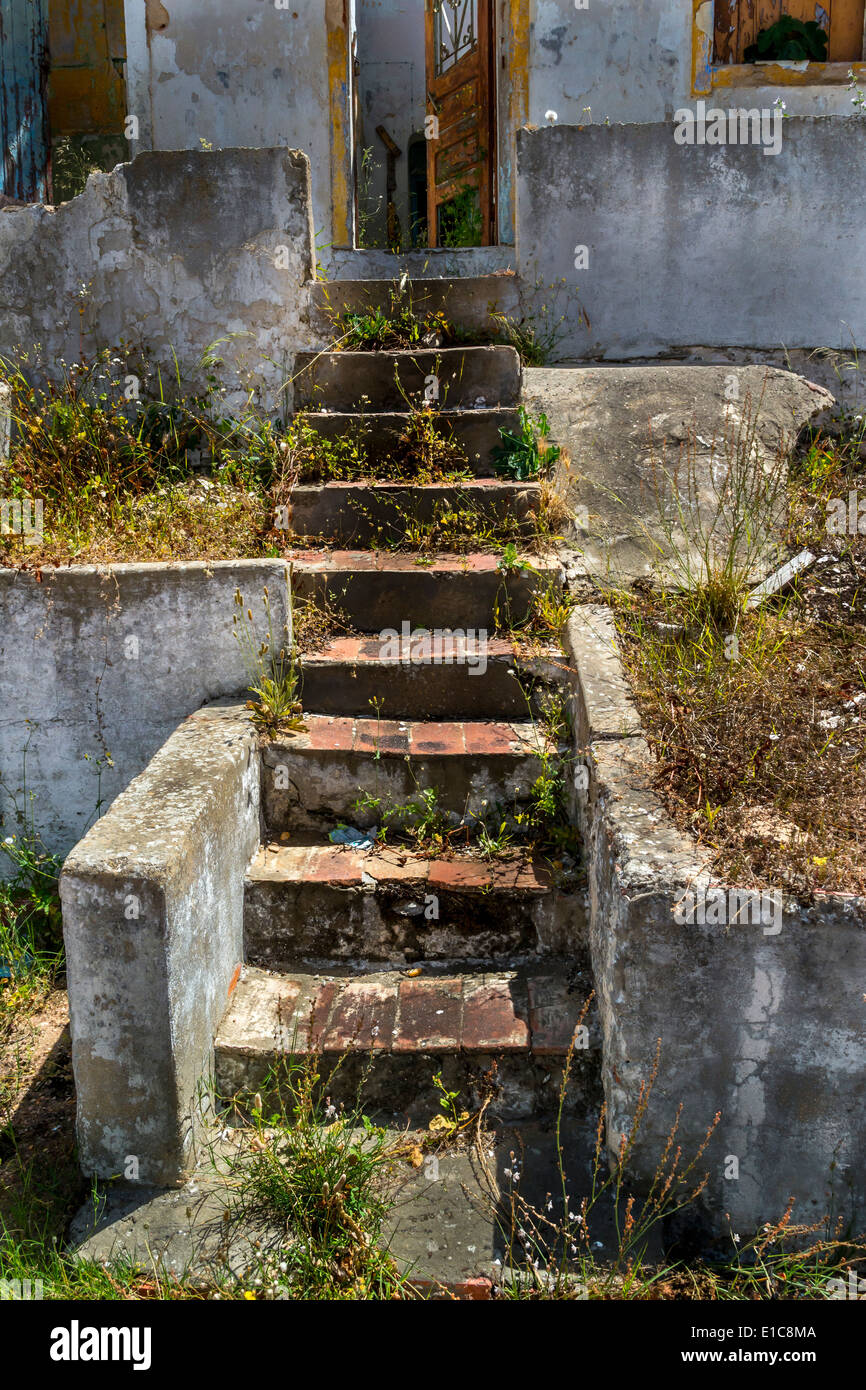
(0, 146, 315, 402)
(122, 0, 335, 244)
(566, 607, 866, 1237)
(517, 119, 866, 360)
(0, 560, 290, 865)
(61, 703, 258, 1184)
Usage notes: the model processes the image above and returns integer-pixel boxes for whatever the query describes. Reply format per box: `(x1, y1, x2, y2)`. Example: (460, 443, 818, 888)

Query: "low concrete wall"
(60, 703, 258, 1184)
(0, 560, 290, 865)
(565, 606, 866, 1237)
(0, 147, 315, 404)
(517, 119, 866, 363)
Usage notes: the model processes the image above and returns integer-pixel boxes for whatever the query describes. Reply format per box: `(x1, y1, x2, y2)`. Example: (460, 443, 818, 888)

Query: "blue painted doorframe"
(0, 0, 50, 201)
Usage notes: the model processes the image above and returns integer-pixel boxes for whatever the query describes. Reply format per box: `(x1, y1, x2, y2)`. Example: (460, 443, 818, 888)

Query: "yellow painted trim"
(712, 60, 866, 88)
(509, 0, 530, 133)
(326, 0, 353, 250)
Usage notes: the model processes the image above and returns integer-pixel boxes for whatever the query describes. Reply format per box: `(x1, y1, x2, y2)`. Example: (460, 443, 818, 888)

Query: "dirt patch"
(0, 990, 80, 1238)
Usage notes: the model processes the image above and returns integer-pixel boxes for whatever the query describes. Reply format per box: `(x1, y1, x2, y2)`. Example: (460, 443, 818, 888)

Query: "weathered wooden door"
(0, 0, 51, 201)
(425, 0, 495, 247)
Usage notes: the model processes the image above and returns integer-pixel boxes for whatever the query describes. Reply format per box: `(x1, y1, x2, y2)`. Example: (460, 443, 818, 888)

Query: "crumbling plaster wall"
(0, 146, 315, 401)
(123, 0, 335, 244)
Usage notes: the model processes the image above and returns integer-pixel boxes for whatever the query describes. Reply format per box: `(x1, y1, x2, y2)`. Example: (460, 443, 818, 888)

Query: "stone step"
(300, 635, 566, 720)
(215, 963, 596, 1120)
(289, 479, 538, 547)
(300, 407, 522, 477)
(260, 715, 551, 834)
(309, 273, 521, 341)
(292, 346, 521, 411)
(244, 843, 585, 967)
(290, 550, 559, 631)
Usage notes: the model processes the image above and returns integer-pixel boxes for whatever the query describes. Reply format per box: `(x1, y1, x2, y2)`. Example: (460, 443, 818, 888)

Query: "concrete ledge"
(567, 605, 866, 1234)
(60, 704, 259, 1186)
(563, 606, 643, 743)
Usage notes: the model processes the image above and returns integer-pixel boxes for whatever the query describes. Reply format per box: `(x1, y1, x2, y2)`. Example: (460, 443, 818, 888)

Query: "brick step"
(261, 715, 552, 835)
(300, 636, 567, 720)
(292, 346, 521, 411)
(299, 408, 521, 476)
(309, 273, 520, 341)
(290, 550, 559, 631)
(215, 963, 596, 1120)
(289, 479, 539, 547)
(245, 843, 585, 967)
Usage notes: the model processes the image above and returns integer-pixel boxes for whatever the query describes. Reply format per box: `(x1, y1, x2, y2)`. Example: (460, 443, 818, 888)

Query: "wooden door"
(0, 0, 51, 201)
(425, 0, 495, 247)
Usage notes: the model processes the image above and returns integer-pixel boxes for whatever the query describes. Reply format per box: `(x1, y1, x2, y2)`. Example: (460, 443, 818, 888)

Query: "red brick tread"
(216, 965, 582, 1059)
(288, 549, 557, 573)
(267, 715, 549, 758)
(249, 843, 556, 893)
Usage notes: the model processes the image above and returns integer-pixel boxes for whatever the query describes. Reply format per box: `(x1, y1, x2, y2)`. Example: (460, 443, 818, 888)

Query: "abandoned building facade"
(1, 0, 866, 1253)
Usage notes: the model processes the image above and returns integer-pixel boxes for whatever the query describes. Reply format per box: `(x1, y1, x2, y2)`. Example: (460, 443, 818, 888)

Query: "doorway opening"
(353, 0, 497, 250)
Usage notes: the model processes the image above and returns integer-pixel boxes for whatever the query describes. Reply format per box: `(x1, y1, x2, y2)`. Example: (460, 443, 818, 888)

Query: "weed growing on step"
(233, 585, 306, 738)
(220, 1056, 410, 1299)
(488, 277, 584, 366)
(344, 490, 529, 554)
(285, 406, 472, 488)
(354, 785, 455, 853)
(292, 589, 357, 655)
(492, 406, 561, 482)
(324, 278, 456, 353)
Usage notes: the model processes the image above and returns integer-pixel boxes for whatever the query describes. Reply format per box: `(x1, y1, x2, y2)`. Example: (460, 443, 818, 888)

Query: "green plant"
(221, 1055, 409, 1299)
(496, 542, 532, 574)
(634, 387, 789, 632)
(437, 185, 483, 248)
(232, 584, 306, 737)
(744, 15, 828, 62)
(492, 407, 561, 481)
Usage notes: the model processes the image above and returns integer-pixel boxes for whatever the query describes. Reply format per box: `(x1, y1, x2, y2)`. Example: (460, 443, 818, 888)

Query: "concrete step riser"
(309, 276, 521, 340)
(217, 1047, 594, 1122)
(244, 881, 584, 967)
(292, 566, 547, 631)
(289, 483, 538, 546)
(260, 746, 548, 835)
(293, 347, 522, 412)
(300, 656, 562, 720)
(300, 409, 522, 476)
(215, 965, 598, 1122)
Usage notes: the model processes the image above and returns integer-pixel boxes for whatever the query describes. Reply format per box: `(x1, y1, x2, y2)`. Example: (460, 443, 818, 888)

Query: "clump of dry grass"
(611, 427, 866, 897)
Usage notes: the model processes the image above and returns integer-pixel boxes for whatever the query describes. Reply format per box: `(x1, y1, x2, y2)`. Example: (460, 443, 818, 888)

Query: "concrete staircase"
(214, 278, 595, 1123)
